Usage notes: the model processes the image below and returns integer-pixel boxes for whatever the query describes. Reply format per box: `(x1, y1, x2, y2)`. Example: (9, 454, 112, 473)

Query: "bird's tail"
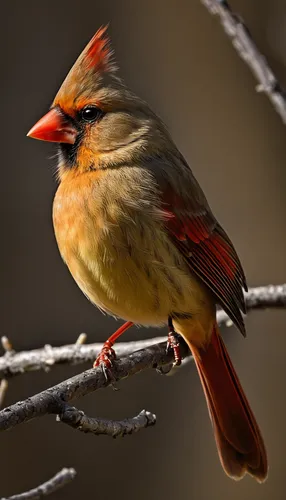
(189, 323, 268, 482)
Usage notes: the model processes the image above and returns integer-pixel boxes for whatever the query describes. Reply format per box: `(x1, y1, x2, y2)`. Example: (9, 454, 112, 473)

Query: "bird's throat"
(58, 126, 86, 169)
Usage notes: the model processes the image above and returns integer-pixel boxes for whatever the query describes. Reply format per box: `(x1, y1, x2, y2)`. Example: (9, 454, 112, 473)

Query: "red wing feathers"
(163, 192, 247, 335)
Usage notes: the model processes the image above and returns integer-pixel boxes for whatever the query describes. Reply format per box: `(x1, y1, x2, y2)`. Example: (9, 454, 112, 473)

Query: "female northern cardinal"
(27, 26, 267, 481)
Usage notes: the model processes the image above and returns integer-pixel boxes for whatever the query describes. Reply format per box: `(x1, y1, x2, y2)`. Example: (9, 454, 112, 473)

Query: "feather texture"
(189, 324, 267, 481)
(161, 180, 247, 335)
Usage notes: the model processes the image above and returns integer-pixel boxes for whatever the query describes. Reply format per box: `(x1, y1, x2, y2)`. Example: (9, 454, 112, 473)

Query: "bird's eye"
(80, 106, 102, 123)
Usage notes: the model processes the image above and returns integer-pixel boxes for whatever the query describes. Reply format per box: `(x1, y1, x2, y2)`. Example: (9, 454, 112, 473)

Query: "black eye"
(80, 106, 102, 123)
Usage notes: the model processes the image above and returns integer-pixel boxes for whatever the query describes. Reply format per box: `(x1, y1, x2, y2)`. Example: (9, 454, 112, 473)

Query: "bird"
(27, 26, 267, 482)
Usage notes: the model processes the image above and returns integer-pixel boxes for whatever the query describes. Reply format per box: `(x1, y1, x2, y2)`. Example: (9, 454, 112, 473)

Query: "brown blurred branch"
(1, 284, 285, 379)
(201, 0, 286, 123)
(0, 379, 9, 409)
(2, 468, 76, 500)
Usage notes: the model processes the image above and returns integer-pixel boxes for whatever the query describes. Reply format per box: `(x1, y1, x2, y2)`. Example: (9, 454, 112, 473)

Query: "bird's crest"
(53, 25, 119, 117)
(82, 25, 115, 73)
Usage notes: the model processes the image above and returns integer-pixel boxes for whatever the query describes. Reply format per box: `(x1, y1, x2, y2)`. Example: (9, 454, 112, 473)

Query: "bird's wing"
(155, 161, 247, 335)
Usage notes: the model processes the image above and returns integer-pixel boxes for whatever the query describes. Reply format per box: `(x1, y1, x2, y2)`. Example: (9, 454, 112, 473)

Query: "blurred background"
(1, 0, 286, 498)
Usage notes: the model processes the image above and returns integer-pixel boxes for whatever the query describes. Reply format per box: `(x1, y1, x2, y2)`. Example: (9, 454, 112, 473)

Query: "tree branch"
(1, 284, 285, 379)
(2, 468, 76, 500)
(201, 0, 286, 123)
(58, 407, 156, 437)
(0, 284, 284, 437)
(0, 379, 8, 409)
(0, 339, 189, 433)
(216, 283, 286, 325)
(0, 336, 165, 379)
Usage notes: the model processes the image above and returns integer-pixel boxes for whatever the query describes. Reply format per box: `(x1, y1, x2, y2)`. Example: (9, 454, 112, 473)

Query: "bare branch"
(58, 407, 156, 437)
(216, 283, 286, 325)
(1, 468, 76, 500)
(201, 0, 286, 123)
(0, 284, 285, 379)
(0, 336, 165, 379)
(0, 379, 8, 409)
(0, 339, 189, 433)
(0, 284, 284, 437)
(1, 336, 14, 353)
(75, 333, 87, 345)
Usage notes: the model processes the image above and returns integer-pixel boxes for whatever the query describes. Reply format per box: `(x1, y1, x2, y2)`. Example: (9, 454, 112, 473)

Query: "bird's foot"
(93, 322, 134, 387)
(93, 341, 119, 389)
(93, 340, 117, 384)
(166, 329, 182, 366)
(94, 339, 116, 369)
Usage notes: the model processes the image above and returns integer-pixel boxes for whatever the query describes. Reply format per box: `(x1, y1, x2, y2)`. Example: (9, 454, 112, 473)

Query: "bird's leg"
(93, 321, 134, 369)
(166, 317, 182, 366)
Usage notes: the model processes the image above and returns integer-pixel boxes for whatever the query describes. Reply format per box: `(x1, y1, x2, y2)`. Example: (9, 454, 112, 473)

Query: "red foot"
(167, 318, 182, 366)
(93, 340, 116, 369)
(93, 321, 134, 370)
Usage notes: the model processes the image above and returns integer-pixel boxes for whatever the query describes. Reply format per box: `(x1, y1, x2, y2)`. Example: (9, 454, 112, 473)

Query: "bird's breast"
(53, 168, 211, 325)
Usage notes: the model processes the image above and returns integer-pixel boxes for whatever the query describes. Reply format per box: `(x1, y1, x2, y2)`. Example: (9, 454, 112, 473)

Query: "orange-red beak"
(27, 108, 77, 144)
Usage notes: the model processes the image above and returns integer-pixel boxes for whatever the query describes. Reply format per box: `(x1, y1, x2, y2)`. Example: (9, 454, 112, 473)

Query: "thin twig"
(1, 336, 14, 353)
(1, 468, 76, 500)
(0, 379, 9, 409)
(201, 0, 286, 123)
(0, 284, 284, 379)
(58, 407, 156, 437)
(75, 333, 87, 345)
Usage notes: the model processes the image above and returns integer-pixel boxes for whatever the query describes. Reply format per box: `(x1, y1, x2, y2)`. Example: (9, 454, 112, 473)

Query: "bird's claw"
(166, 330, 182, 366)
(94, 340, 116, 368)
(93, 341, 118, 388)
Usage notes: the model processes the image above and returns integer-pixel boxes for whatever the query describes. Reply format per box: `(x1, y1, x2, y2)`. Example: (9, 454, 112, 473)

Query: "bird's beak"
(27, 108, 77, 144)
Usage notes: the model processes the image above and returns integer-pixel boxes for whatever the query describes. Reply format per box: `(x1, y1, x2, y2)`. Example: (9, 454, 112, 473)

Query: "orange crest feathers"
(52, 25, 118, 116)
(83, 25, 115, 72)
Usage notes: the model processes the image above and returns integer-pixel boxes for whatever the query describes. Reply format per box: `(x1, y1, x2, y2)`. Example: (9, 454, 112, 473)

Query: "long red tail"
(189, 324, 268, 481)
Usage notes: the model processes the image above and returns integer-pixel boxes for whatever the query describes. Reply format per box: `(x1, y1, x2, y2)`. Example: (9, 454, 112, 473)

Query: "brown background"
(1, 0, 286, 499)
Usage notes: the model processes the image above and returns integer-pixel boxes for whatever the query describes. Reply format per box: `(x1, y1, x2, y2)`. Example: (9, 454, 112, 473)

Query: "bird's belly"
(57, 220, 207, 326)
(53, 171, 213, 328)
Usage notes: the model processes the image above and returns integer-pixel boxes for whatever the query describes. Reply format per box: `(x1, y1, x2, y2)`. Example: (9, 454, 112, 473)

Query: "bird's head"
(28, 26, 166, 180)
